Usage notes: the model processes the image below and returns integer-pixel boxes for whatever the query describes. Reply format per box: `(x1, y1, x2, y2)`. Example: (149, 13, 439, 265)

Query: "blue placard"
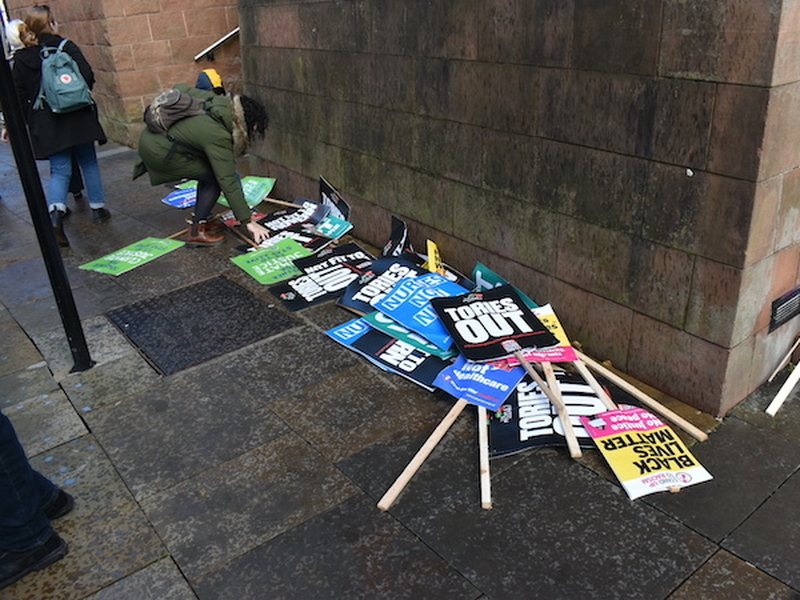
(374, 272, 468, 351)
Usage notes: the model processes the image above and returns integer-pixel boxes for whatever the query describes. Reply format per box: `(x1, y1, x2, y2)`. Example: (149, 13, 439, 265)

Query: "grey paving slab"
(193, 494, 481, 600)
(339, 418, 716, 599)
(643, 416, 800, 542)
(61, 351, 163, 413)
(34, 315, 138, 380)
(84, 368, 290, 500)
(0, 257, 53, 306)
(85, 558, 197, 600)
(210, 325, 363, 404)
(0, 304, 45, 377)
(140, 432, 360, 581)
(2, 388, 88, 457)
(270, 362, 454, 462)
(729, 368, 800, 446)
(668, 549, 798, 600)
(722, 470, 800, 590)
(0, 361, 59, 405)
(6, 435, 166, 600)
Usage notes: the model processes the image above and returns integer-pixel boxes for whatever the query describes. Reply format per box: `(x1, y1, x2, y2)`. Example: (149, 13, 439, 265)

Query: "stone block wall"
(241, 0, 800, 415)
(6, 0, 243, 145)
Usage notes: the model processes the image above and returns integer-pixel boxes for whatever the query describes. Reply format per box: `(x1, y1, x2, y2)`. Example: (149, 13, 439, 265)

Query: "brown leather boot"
(185, 221, 225, 247)
(204, 218, 226, 235)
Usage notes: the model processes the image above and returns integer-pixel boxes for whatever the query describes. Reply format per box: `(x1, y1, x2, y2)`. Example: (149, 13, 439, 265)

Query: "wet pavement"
(1, 140, 799, 599)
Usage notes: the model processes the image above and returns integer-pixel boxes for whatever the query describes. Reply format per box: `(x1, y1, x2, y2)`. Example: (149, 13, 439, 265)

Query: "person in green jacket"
(133, 84, 271, 246)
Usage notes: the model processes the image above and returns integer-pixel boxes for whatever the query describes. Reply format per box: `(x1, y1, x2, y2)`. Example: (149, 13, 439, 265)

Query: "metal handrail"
(194, 26, 240, 62)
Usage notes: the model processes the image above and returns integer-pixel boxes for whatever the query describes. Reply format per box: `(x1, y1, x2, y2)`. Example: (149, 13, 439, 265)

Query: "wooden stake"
(572, 360, 617, 411)
(765, 364, 800, 416)
(477, 406, 492, 510)
(228, 226, 261, 249)
(541, 362, 583, 459)
(768, 337, 800, 383)
(502, 340, 582, 459)
(377, 399, 468, 511)
(575, 350, 708, 442)
(262, 196, 304, 209)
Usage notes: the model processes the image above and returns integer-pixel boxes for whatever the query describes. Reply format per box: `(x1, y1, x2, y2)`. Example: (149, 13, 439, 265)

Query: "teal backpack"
(33, 39, 94, 114)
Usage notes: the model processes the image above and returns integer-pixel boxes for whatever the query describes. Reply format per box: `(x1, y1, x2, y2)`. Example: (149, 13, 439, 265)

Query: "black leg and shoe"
(0, 533, 68, 591)
(91, 207, 111, 223)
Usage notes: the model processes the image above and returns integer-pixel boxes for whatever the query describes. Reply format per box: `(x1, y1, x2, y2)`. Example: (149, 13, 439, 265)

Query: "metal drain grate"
(107, 276, 299, 374)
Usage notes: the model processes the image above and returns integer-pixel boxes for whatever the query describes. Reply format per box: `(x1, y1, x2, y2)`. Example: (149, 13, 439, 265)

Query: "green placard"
(230, 238, 312, 285)
(79, 238, 185, 276)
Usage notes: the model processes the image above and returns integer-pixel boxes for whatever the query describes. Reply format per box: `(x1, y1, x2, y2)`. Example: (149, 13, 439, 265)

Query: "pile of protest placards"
(274, 204, 710, 509)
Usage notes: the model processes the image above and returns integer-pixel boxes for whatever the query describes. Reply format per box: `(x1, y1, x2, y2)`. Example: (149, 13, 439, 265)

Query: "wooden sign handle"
(765, 364, 800, 416)
(515, 353, 582, 459)
(262, 196, 305, 209)
(575, 350, 708, 442)
(378, 399, 468, 511)
(477, 406, 492, 510)
(541, 362, 583, 459)
(572, 360, 617, 411)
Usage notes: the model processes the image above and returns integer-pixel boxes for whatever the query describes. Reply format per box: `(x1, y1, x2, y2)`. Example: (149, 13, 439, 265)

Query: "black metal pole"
(0, 50, 94, 371)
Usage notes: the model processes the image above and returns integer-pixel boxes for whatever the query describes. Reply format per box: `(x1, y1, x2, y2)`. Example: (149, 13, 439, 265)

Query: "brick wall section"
(240, 0, 800, 415)
(6, 0, 243, 146)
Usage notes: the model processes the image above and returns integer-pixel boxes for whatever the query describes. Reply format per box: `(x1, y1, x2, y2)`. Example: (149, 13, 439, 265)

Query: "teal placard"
(79, 238, 185, 276)
(362, 311, 458, 360)
(230, 238, 312, 285)
(312, 215, 353, 240)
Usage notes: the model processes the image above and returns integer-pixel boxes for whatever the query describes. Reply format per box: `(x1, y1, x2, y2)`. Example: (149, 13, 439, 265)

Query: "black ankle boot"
(50, 210, 69, 247)
(91, 207, 111, 223)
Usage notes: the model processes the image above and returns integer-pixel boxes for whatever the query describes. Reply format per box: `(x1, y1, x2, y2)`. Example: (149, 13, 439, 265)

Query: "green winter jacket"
(133, 83, 252, 223)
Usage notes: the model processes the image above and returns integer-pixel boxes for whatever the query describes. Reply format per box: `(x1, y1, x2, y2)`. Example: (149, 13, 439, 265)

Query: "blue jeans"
(47, 142, 106, 213)
(0, 413, 57, 552)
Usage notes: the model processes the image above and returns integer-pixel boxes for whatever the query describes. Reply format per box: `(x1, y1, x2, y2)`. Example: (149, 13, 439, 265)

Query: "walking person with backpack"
(10, 5, 110, 247)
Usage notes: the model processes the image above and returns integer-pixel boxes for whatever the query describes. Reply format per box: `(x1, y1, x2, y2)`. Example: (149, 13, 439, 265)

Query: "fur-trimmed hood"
(230, 95, 248, 158)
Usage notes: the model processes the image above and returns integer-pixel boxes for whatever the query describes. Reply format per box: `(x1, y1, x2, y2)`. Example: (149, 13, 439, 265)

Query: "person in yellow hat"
(195, 68, 226, 96)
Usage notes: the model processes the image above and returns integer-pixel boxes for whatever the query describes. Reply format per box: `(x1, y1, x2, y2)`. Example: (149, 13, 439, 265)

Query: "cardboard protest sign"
(79, 238, 184, 276)
(493, 304, 578, 366)
(326, 319, 453, 389)
(337, 256, 428, 315)
(312, 215, 353, 240)
(350, 327, 454, 391)
(258, 198, 331, 233)
(161, 187, 197, 209)
(232, 224, 335, 254)
(229, 239, 312, 285)
(430, 285, 559, 362)
(268, 242, 375, 310)
(326, 318, 391, 373)
(381, 215, 417, 258)
(165, 176, 276, 209)
(320, 176, 351, 221)
(471, 262, 538, 309)
(362, 311, 457, 360)
(489, 371, 611, 457)
(580, 406, 713, 499)
(374, 272, 469, 351)
(425, 240, 446, 275)
(434, 355, 526, 411)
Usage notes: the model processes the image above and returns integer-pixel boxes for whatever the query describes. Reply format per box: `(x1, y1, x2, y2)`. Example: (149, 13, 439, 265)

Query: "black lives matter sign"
(430, 285, 558, 362)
